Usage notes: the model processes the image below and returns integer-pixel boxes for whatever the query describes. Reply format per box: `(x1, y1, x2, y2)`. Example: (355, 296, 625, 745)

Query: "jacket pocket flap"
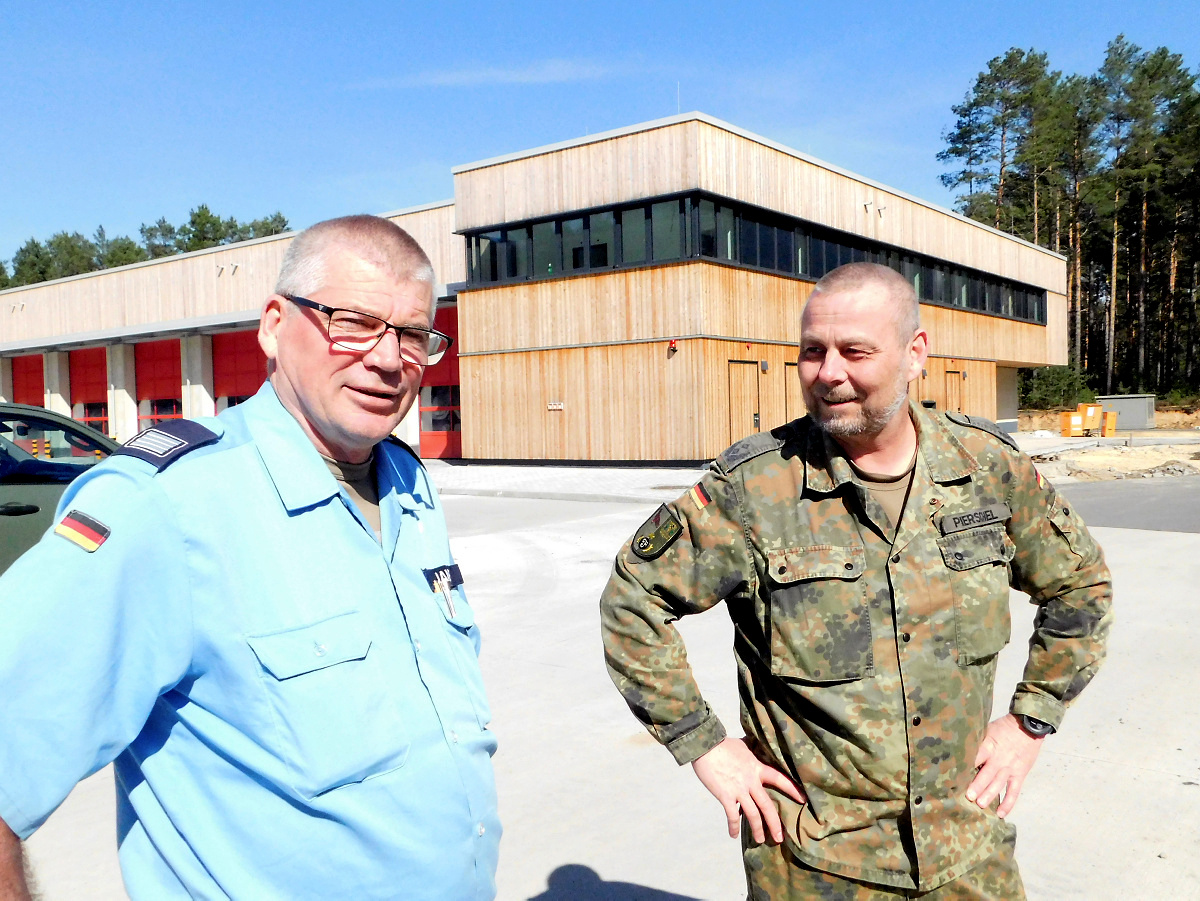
(247, 611, 370, 680)
(937, 525, 1014, 571)
(768, 545, 864, 584)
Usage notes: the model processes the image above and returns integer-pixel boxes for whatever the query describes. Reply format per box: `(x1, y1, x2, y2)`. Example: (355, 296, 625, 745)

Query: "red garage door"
(135, 339, 182, 426)
(419, 305, 461, 459)
(213, 331, 267, 404)
(11, 355, 44, 407)
(70, 347, 108, 435)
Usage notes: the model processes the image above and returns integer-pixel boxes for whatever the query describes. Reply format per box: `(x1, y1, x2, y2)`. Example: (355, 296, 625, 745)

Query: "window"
(532, 221, 560, 277)
(504, 228, 530, 279)
(589, 212, 615, 268)
(621, 207, 647, 264)
(462, 190, 1047, 324)
(698, 200, 717, 257)
(651, 200, 682, 261)
(562, 218, 586, 273)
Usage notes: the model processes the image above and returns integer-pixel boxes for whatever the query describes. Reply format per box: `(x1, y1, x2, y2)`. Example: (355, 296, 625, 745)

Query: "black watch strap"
(1019, 715, 1055, 737)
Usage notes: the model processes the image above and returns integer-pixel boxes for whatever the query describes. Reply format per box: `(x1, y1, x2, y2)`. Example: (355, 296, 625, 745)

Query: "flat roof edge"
(452, 111, 1065, 263)
(0, 201, 457, 300)
(0, 308, 262, 355)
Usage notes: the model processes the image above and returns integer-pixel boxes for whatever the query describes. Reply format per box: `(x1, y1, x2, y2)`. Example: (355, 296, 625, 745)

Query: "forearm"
(0, 818, 31, 901)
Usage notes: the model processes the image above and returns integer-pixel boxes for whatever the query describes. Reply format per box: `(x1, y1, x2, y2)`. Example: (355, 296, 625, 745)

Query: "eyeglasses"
(284, 295, 452, 366)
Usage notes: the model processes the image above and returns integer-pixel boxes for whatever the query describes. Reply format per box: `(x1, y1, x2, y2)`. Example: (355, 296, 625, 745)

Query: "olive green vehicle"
(0, 404, 119, 574)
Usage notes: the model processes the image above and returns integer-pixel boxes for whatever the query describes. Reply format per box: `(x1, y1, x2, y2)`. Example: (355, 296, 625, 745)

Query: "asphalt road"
(1056, 474, 1200, 533)
(21, 491, 1200, 900)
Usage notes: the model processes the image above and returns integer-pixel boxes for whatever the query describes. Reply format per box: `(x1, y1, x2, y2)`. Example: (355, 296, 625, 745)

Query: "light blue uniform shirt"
(0, 383, 500, 900)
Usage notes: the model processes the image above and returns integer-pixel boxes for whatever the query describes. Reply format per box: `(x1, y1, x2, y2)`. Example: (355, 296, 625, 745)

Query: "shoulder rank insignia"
(717, 429, 787, 472)
(631, 504, 683, 560)
(55, 510, 110, 552)
(116, 420, 220, 471)
(945, 412, 1020, 451)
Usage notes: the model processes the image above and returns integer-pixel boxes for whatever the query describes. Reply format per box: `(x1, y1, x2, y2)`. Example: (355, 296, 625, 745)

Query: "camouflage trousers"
(742, 830, 1024, 901)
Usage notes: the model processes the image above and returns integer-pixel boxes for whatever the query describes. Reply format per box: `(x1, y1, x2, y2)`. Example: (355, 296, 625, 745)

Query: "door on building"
(944, 368, 963, 413)
(783, 362, 806, 423)
(728, 360, 761, 444)
(419, 303, 461, 459)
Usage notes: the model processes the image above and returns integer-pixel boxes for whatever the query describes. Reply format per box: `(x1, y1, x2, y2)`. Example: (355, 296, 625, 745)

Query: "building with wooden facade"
(0, 113, 1065, 462)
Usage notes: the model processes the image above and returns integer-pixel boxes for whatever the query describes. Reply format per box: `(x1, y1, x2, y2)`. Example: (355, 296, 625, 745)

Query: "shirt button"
(414, 641, 421, 653)
(844, 563, 854, 571)
(913, 796, 924, 805)
(451, 731, 459, 743)
(891, 553, 900, 563)
(778, 565, 786, 575)
(478, 824, 486, 836)
(912, 715, 922, 726)
(313, 642, 327, 657)
(901, 632, 911, 642)
(1062, 507, 1070, 516)
(953, 552, 965, 561)
(417, 522, 425, 533)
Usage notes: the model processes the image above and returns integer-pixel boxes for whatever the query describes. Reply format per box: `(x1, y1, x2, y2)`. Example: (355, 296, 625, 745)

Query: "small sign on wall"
(547, 401, 564, 412)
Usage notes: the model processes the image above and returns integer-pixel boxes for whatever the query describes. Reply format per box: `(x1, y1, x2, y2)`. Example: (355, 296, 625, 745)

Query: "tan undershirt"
(322, 452, 382, 540)
(849, 449, 918, 542)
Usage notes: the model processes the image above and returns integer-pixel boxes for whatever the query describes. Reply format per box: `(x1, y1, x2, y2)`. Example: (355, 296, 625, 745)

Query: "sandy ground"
(1019, 408, 1200, 431)
(1035, 443, 1200, 481)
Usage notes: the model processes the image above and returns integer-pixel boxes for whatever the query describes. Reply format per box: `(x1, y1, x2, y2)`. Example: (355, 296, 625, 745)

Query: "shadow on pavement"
(526, 864, 706, 900)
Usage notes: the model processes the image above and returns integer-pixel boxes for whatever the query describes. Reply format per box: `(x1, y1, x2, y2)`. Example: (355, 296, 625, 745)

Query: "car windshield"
(0, 414, 111, 482)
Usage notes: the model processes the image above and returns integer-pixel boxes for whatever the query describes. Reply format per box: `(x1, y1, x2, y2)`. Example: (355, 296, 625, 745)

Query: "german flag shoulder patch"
(54, 510, 111, 553)
(687, 482, 713, 512)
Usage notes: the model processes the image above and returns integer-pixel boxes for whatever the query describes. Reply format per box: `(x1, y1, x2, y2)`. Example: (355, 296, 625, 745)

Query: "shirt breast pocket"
(246, 610, 409, 799)
(434, 582, 493, 730)
(936, 525, 1016, 665)
(765, 545, 873, 684)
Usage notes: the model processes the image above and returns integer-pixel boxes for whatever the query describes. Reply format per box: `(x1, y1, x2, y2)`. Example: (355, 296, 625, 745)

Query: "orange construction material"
(1060, 411, 1084, 437)
(1101, 411, 1118, 437)
(1079, 403, 1103, 431)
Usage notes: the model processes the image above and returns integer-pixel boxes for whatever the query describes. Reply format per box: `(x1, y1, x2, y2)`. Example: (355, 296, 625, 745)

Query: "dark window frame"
(462, 190, 1048, 325)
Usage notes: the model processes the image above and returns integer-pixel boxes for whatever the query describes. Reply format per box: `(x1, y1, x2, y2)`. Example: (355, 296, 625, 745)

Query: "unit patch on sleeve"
(631, 504, 683, 560)
(54, 510, 111, 552)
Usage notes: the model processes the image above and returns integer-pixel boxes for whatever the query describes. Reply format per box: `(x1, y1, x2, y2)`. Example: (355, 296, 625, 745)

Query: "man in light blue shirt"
(0, 215, 500, 899)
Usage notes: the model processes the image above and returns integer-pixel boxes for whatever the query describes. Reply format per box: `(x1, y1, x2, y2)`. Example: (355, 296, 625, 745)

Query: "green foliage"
(45, 231, 99, 278)
(0, 260, 9, 290)
(942, 35, 1200, 399)
(1020, 366, 1097, 409)
(11, 238, 54, 286)
(94, 226, 149, 268)
(139, 218, 179, 259)
(1161, 387, 1200, 409)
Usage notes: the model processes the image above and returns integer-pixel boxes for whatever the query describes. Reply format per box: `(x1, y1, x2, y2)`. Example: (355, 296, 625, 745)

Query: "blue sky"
(2, 1, 1196, 267)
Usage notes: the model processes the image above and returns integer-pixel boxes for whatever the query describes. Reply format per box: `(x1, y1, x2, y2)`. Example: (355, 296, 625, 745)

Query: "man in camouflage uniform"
(600, 263, 1112, 899)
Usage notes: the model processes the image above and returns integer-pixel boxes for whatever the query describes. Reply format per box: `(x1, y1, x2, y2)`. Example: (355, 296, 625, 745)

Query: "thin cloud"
(351, 59, 615, 90)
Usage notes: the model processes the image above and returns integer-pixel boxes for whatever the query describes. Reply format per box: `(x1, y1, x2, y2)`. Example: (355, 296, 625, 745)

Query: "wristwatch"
(1018, 714, 1055, 738)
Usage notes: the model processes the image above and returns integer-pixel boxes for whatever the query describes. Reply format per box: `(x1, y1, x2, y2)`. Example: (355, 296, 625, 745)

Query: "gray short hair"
(811, 262, 920, 344)
(275, 214, 435, 299)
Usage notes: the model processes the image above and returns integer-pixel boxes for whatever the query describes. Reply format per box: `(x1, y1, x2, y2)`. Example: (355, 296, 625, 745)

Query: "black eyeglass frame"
(283, 294, 453, 365)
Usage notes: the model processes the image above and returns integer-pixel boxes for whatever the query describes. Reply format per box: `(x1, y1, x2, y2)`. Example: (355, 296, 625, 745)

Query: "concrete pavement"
(20, 453, 1200, 900)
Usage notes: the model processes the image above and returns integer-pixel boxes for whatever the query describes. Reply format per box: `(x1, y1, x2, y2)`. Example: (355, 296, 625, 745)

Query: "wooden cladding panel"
(1043, 292, 1068, 366)
(0, 206, 461, 349)
(0, 241, 286, 347)
(458, 262, 812, 354)
(461, 336, 808, 461)
(387, 204, 464, 285)
(453, 117, 1065, 293)
(910, 357, 997, 420)
(454, 121, 701, 231)
(693, 121, 1065, 293)
(919, 303, 1052, 367)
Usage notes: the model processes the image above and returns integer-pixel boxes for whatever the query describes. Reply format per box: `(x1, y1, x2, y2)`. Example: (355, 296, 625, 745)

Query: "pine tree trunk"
(1107, 192, 1119, 394)
(1138, 189, 1148, 389)
(1055, 201, 1061, 254)
(1033, 176, 1040, 246)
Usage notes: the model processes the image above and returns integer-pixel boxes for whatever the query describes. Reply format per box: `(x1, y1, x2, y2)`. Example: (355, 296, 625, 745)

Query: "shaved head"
(810, 262, 919, 346)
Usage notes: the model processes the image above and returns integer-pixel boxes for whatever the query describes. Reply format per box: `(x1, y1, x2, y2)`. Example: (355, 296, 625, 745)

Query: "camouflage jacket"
(600, 402, 1112, 891)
